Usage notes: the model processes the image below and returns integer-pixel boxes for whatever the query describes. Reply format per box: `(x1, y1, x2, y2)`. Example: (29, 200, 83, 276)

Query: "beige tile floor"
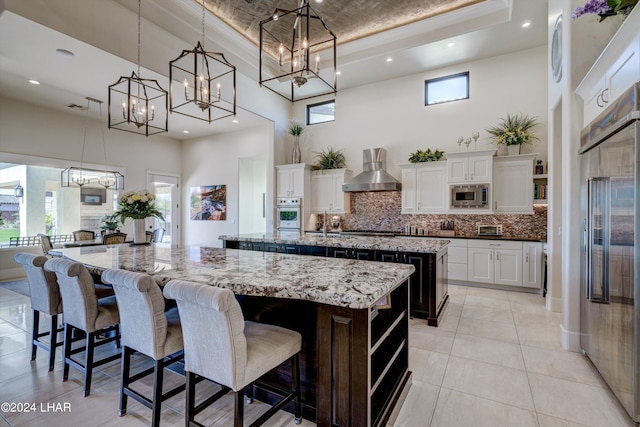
(0, 284, 637, 427)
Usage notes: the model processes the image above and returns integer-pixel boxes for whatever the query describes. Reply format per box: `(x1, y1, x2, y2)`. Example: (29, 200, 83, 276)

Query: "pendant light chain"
(202, 0, 206, 50)
(137, 0, 141, 77)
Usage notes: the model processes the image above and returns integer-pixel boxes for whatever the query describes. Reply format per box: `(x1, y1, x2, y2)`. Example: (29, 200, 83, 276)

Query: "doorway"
(147, 172, 180, 246)
(238, 157, 266, 234)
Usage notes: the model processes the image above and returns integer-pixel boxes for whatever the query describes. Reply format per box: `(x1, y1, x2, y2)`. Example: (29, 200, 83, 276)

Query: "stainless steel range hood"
(342, 148, 401, 192)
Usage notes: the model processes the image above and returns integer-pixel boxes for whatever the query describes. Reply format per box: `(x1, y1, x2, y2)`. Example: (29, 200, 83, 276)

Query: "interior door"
(147, 172, 180, 247)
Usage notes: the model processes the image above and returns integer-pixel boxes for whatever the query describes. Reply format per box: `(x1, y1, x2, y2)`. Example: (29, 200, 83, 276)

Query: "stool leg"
(245, 382, 254, 403)
(234, 390, 244, 427)
(31, 309, 40, 361)
(119, 346, 131, 416)
(48, 314, 58, 371)
(186, 371, 197, 425)
(151, 360, 164, 427)
(83, 332, 96, 397)
(292, 354, 302, 424)
(62, 323, 73, 381)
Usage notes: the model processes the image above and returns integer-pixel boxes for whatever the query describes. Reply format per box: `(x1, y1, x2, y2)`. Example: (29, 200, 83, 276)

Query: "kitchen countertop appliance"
(579, 81, 640, 423)
(450, 183, 489, 209)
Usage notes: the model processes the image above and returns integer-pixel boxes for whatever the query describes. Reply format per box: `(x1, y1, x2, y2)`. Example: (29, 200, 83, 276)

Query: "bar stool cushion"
(101, 269, 182, 360)
(162, 279, 301, 391)
(13, 252, 61, 315)
(44, 258, 119, 333)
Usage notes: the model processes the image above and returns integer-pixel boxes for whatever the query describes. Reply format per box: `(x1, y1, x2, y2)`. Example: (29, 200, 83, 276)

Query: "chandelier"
(169, 1, 236, 123)
(259, 0, 337, 102)
(108, 0, 168, 136)
(62, 97, 124, 191)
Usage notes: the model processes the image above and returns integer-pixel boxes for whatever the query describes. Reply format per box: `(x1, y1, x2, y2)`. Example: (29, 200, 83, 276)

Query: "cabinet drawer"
(468, 240, 522, 250)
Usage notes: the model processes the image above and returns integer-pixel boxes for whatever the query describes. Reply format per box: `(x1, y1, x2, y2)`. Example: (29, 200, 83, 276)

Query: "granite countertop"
(49, 245, 415, 309)
(219, 232, 450, 253)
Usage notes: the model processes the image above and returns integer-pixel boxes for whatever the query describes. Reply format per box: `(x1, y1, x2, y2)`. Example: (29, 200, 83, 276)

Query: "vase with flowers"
(572, 0, 637, 21)
(112, 189, 164, 244)
(486, 113, 540, 155)
(100, 215, 119, 236)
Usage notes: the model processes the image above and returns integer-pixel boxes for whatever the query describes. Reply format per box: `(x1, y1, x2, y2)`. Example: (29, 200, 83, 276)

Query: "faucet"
(323, 211, 327, 239)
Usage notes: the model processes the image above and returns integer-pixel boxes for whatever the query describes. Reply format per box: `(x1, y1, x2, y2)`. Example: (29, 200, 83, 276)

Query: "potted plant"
(408, 148, 445, 163)
(572, 0, 637, 21)
(486, 113, 540, 155)
(314, 146, 346, 169)
(111, 189, 164, 244)
(100, 215, 119, 235)
(288, 121, 305, 164)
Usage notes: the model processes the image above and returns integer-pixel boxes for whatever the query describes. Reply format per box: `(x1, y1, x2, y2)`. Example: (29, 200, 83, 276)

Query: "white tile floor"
(0, 284, 636, 427)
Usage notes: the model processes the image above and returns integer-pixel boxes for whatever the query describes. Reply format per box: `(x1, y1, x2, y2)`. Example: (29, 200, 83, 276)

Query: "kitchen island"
(221, 232, 450, 326)
(49, 244, 415, 427)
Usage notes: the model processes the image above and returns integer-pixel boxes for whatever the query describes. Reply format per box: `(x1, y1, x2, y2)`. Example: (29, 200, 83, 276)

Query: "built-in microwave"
(450, 184, 489, 209)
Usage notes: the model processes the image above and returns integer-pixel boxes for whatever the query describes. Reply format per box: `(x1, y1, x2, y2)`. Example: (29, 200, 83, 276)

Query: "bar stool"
(101, 269, 184, 427)
(44, 258, 121, 397)
(162, 280, 302, 427)
(13, 253, 63, 371)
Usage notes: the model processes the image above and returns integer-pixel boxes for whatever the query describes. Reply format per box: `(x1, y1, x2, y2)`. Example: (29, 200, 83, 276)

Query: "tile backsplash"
(315, 191, 547, 241)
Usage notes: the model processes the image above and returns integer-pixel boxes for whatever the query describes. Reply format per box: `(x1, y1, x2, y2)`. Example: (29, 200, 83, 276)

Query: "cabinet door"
(495, 249, 522, 286)
(606, 39, 639, 106)
(401, 168, 417, 213)
(276, 169, 292, 197)
(311, 173, 333, 212)
(469, 156, 492, 182)
(522, 242, 542, 288)
(289, 167, 306, 198)
(493, 159, 533, 213)
(330, 174, 347, 213)
(447, 158, 468, 183)
(436, 252, 448, 312)
(467, 248, 493, 283)
(416, 165, 447, 212)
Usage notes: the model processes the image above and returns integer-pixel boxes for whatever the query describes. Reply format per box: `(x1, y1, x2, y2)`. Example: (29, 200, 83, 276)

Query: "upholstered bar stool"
(13, 253, 63, 371)
(163, 280, 302, 427)
(101, 269, 184, 427)
(72, 230, 95, 241)
(44, 258, 121, 397)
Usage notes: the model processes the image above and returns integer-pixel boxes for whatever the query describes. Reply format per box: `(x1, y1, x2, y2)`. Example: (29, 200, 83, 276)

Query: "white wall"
(292, 46, 549, 178)
(182, 124, 271, 246)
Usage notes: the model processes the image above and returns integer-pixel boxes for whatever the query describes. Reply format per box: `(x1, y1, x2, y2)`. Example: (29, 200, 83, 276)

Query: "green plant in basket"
(486, 113, 540, 146)
(314, 146, 346, 169)
(408, 148, 445, 163)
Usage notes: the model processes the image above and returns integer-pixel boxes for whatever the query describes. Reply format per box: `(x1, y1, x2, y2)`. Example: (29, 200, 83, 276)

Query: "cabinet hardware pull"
(490, 252, 492, 260)
(489, 243, 500, 246)
(471, 173, 474, 180)
(494, 201, 498, 210)
(597, 93, 603, 108)
(602, 88, 609, 103)
(526, 254, 529, 262)
(465, 174, 468, 181)
(496, 253, 500, 261)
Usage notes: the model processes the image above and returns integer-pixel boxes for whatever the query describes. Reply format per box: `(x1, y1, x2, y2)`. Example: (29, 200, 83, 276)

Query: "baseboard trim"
(560, 324, 581, 352)
(545, 295, 562, 313)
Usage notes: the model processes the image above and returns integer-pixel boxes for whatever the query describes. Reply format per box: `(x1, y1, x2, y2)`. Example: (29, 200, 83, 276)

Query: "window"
(307, 100, 335, 125)
(425, 72, 469, 106)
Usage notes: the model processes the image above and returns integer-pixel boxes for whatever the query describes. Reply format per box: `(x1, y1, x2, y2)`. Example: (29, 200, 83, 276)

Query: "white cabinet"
(446, 149, 496, 184)
(522, 241, 543, 289)
(400, 163, 447, 213)
(447, 238, 468, 281)
(493, 154, 535, 214)
(576, 12, 640, 127)
(276, 163, 311, 198)
(310, 169, 352, 213)
(467, 240, 523, 286)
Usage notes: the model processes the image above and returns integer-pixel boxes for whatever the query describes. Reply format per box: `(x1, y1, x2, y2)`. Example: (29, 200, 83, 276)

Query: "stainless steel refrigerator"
(580, 81, 640, 423)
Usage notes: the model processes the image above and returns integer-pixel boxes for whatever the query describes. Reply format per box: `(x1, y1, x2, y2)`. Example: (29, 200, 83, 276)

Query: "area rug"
(0, 279, 30, 297)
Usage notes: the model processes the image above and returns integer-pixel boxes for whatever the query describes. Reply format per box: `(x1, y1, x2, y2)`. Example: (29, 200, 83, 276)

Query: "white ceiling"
(0, 0, 548, 140)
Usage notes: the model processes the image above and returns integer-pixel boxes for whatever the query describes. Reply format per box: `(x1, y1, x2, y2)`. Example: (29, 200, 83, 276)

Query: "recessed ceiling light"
(232, 119, 239, 123)
(336, 71, 341, 75)
(56, 48, 75, 57)
(447, 42, 455, 47)
(522, 21, 531, 28)
(28, 80, 40, 85)
(386, 58, 393, 62)
(183, 130, 190, 134)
